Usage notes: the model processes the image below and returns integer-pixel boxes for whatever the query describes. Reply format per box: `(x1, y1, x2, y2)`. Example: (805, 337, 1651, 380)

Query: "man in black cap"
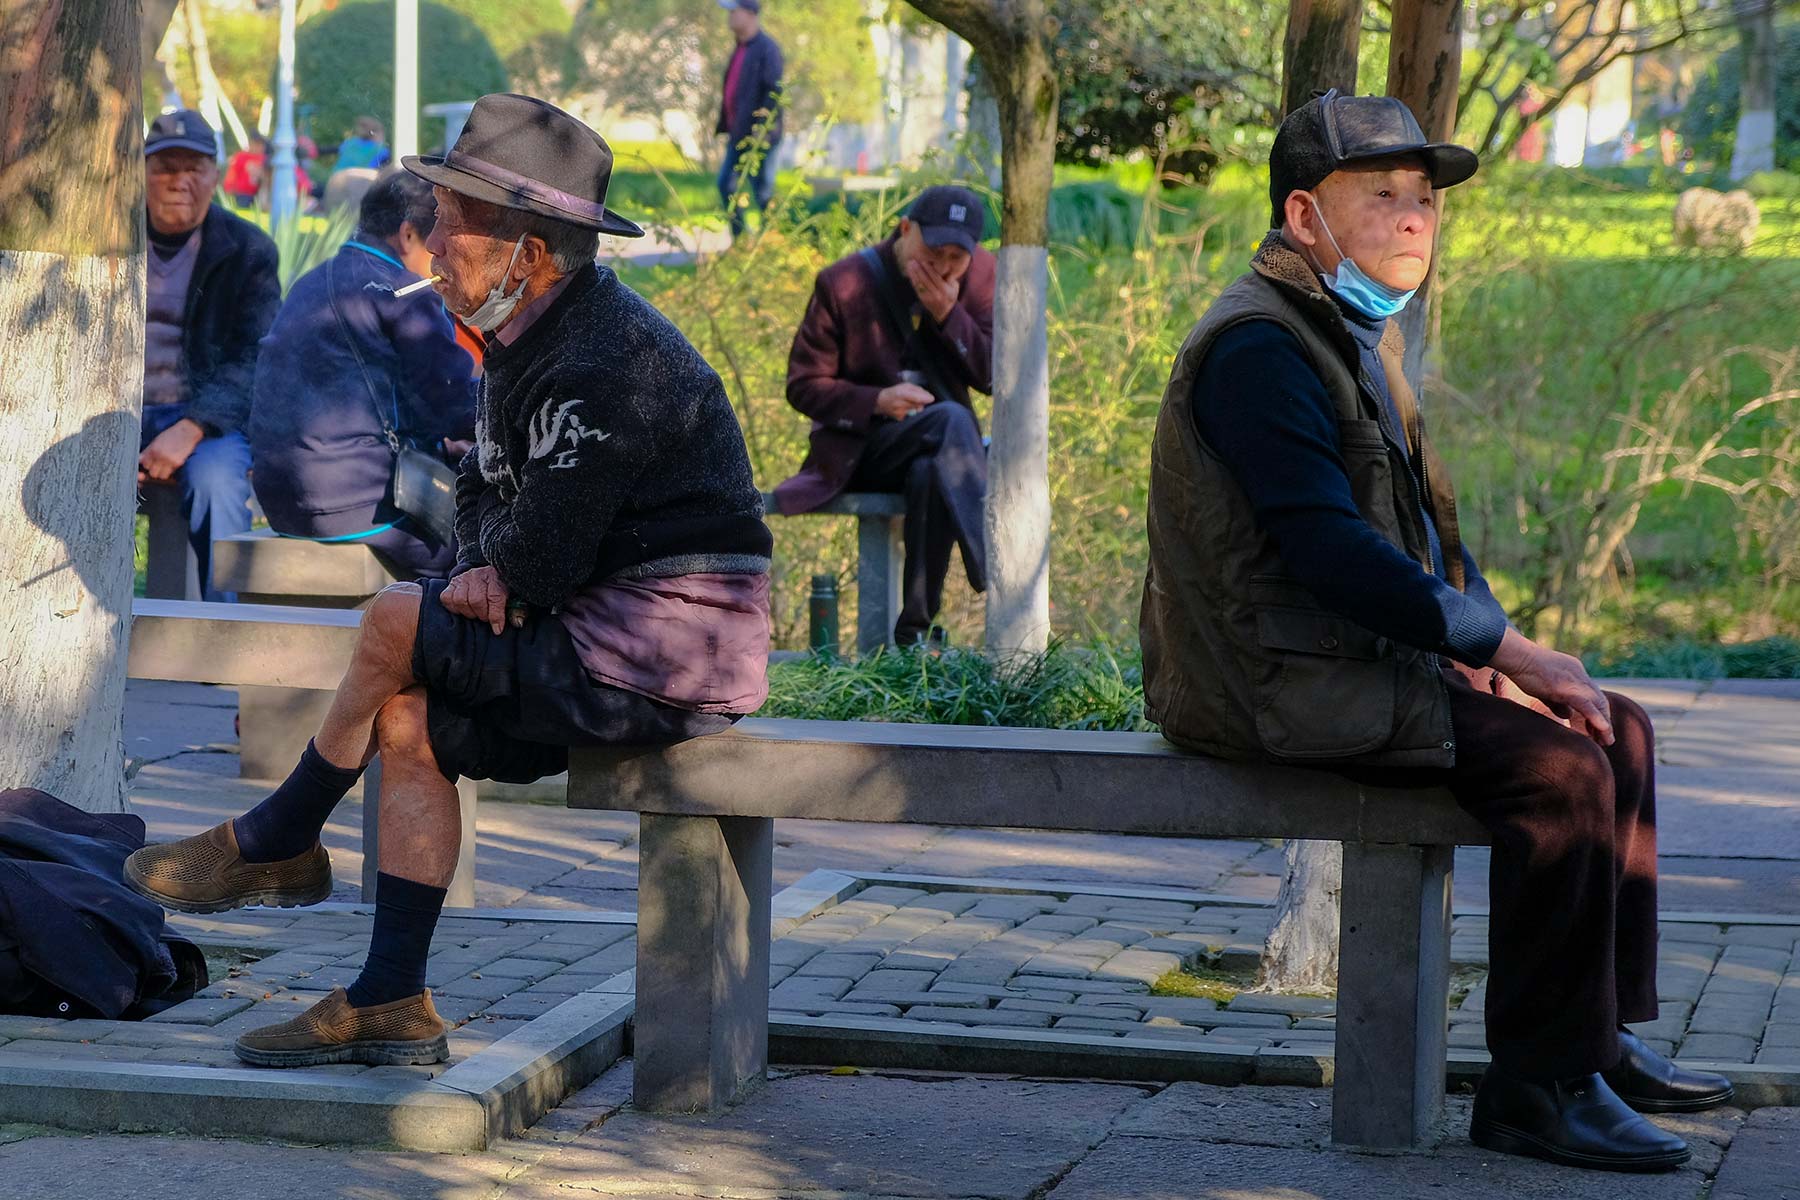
(776, 185, 994, 644)
(716, 0, 783, 237)
(126, 94, 773, 1069)
(139, 109, 280, 601)
(1139, 89, 1732, 1171)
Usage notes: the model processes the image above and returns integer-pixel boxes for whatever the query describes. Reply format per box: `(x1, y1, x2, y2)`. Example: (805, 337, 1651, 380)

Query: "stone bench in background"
(140, 483, 199, 601)
(762, 491, 903, 655)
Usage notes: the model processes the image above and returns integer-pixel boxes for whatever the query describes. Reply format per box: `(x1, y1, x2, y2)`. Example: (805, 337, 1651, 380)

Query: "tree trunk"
(1387, 0, 1464, 389)
(909, 0, 1058, 656)
(1281, 0, 1364, 118)
(1257, 838, 1344, 992)
(1729, 0, 1777, 181)
(0, 0, 146, 814)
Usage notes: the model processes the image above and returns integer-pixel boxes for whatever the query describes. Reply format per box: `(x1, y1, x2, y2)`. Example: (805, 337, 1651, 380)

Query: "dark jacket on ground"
(455, 263, 771, 608)
(716, 30, 785, 147)
(250, 241, 477, 537)
(1140, 232, 1488, 770)
(0, 790, 197, 1019)
(774, 235, 995, 514)
(169, 203, 282, 434)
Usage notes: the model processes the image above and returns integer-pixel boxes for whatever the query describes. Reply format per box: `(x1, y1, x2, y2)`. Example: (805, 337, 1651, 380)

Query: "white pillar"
(395, 0, 419, 158)
(270, 0, 299, 229)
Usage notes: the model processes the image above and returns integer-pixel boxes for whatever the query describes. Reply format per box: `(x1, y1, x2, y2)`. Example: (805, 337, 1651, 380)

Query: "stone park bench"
(761, 491, 903, 654)
(570, 723, 1490, 1150)
(126, 598, 479, 907)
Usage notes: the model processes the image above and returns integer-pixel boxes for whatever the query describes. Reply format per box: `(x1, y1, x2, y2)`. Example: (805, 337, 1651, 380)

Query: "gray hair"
(486, 205, 599, 275)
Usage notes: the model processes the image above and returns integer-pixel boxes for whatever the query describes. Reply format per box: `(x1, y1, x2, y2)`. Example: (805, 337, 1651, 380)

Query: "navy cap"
(146, 109, 219, 158)
(1268, 89, 1478, 228)
(717, 0, 761, 12)
(908, 184, 985, 253)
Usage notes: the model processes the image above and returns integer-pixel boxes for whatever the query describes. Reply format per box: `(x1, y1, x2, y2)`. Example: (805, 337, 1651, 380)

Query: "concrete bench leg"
(142, 485, 200, 600)
(855, 512, 902, 655)
(238, 685, 336, 780)
(360, 757, 479, 909)
(1332, 841, 1454, 1149)
(633, 811, 773, 1113)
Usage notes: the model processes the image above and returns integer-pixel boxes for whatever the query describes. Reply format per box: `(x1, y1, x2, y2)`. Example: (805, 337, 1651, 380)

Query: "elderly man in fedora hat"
(125, 95, 772, 1068)
(1140, 90, 1732, 1171)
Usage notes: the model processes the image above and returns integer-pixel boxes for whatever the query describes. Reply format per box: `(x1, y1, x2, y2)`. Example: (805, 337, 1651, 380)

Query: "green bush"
(1745, 170, 1800, 199)
(294, 0, 510, 151)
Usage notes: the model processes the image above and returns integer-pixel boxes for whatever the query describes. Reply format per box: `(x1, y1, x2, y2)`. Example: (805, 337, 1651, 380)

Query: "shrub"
(294, 0, 510, 151)
(1678, 23, 1800, 171)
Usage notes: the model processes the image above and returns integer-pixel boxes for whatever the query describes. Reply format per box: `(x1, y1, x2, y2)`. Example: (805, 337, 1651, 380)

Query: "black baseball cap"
(908, 184, 985, 253)
(146, 109, 219, 158)
(1268, 89, 1479, 228)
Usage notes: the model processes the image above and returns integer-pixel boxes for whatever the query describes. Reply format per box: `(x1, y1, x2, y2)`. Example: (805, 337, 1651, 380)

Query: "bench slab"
(129, 599, 362, 691)
(212, 529, 399, 602)
(570, 720, 1486, 846)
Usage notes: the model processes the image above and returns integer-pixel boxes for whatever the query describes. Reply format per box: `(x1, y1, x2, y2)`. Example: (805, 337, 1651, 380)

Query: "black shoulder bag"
(858, 247, 962, 407)
(325, 255, 460, 543)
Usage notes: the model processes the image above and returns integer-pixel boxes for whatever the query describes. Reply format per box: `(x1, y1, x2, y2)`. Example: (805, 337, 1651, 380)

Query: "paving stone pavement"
(0, 906, 637, 1077)
(1, 1069, 1793, 1200)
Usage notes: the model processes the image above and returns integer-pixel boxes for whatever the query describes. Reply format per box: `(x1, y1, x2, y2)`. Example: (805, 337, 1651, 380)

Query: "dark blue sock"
(232, 740, 362, 863)
(345, 873, 447, 1008)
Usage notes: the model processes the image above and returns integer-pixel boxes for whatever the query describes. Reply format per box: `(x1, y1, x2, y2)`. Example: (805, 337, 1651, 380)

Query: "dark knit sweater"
(454, 263, 771, 608)
(1191, 317, 1510, 667)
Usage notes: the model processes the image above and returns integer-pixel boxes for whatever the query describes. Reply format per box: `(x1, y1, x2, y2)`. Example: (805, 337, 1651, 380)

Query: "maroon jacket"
(773, 235, 995, 514)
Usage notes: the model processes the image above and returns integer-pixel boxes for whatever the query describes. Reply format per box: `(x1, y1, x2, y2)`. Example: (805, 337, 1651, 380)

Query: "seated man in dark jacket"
(775, 185, 994, 644)
(126, 95, 772, 1069)
(1140, 91, 1731, 1173)
(138, 110, 281, 600)
(250, 169, 478, 579)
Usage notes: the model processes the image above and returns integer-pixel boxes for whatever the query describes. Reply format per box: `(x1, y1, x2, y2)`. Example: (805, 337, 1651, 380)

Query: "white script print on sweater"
(529, 398, 612, 470)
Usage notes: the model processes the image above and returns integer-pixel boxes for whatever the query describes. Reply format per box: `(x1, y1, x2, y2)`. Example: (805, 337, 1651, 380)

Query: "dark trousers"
(1345, 667, 1659, 1081)
(850, 401, 988, 643)
(718, 140, 777, 237)
(141, 403, 254, 602)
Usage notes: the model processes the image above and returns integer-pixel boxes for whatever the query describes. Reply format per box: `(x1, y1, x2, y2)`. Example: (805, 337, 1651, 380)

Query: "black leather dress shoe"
(1604, 1028, 1736, 1113)
(1471, 1068, 1691, 1172)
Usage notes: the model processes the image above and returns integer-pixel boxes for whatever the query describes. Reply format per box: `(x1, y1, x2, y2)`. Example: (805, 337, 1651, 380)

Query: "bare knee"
(358, 582, 423, 663)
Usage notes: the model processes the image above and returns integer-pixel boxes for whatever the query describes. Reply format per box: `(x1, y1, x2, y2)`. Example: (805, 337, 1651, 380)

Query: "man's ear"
(1281, 190, 1320, 249)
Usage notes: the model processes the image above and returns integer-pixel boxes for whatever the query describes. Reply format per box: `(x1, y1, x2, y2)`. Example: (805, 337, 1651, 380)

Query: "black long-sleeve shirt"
(1190, 317, 1509, 667)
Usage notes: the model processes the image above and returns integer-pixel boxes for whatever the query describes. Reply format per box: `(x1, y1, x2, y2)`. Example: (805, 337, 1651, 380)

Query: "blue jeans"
(718, 140, 777, 237)
(141, 403, 254, 602)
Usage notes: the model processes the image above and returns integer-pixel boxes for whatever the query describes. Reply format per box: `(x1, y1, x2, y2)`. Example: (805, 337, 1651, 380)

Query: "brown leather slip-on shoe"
(124, 820, 332, 914)
(235, 987, 449, 1068)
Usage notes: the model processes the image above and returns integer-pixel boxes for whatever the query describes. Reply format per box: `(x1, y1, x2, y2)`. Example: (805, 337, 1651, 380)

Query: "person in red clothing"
(775, 185, 994, 644)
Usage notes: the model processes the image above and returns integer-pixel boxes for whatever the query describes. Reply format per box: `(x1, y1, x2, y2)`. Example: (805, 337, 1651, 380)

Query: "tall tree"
(1729, 0, 1778, 179)
(1282, 0, 1364, 117)
(906, 0, 1058, 654)
(1387, 0, 1463, 389)
(0, 0, 146, 813)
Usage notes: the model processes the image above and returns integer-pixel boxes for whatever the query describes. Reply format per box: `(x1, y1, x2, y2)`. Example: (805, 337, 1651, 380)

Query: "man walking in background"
(139, 109, 281, 601)
(716, 0, 783, 238)
(776, 186, 993, 645)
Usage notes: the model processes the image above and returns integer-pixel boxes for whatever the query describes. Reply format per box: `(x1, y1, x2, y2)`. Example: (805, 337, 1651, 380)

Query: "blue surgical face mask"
(1305, 197, 1417, 320)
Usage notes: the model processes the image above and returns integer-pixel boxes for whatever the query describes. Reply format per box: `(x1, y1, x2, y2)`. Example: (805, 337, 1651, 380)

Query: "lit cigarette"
(394, 276, 441, 298)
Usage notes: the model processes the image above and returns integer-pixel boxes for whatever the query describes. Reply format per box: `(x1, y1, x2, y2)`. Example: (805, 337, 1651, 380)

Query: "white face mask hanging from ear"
(1301, 194, 1417, 321)
(463, 235, 530, 333)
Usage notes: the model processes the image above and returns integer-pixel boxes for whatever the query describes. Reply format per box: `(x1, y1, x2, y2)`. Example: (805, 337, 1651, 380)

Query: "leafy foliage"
(294, 0, 510, 150)
(1047, 0, 1279, 169)
(1679, 20, 1800, 171)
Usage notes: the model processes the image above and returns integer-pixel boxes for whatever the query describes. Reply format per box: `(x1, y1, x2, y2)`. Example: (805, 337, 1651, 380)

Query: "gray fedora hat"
(403, 93, 644, 238)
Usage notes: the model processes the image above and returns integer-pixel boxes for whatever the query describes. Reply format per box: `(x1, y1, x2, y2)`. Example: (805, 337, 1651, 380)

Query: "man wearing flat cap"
(776, 185, 994, 645)
(1140, 90, 1732, 1171)
(126, 94, 772, 1068)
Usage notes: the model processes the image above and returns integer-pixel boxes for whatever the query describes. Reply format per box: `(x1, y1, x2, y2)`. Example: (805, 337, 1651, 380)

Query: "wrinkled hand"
(439, 566, 512, 635)
(1489, 628, 1614, 745)
(442, 437, 474, 461)
(1450, 659, 1564, 724)
(876, 382, 934, 421)
(904, 258, 959, 324)
(137, 418, 206, 483)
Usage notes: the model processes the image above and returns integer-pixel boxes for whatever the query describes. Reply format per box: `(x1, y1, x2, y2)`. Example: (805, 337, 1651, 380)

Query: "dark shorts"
(411, 578, 735, 784)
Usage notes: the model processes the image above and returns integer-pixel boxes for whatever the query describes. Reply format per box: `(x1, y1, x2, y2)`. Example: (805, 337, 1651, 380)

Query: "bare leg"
(313, 583, 425, 770)
(372, 687, 461, 888)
